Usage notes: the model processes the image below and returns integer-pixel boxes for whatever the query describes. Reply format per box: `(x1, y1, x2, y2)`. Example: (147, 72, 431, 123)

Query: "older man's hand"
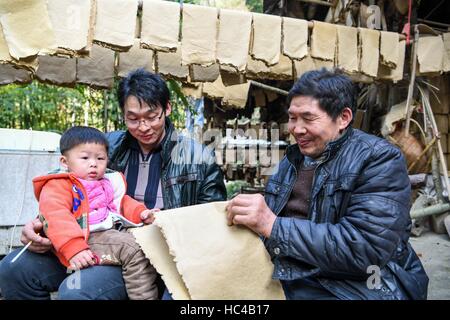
(226, 194, 276, 238)
(20, 218, 52, 253)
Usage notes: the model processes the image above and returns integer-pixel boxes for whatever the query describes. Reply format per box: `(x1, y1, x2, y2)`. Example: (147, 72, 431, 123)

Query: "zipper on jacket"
(306, 151, 331, 222)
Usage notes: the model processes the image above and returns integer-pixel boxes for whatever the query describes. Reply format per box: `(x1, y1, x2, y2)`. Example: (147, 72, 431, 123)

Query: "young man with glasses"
(0, 69, 227, 300)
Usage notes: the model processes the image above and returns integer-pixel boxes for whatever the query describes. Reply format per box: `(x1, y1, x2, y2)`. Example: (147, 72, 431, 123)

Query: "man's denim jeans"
(0, 248, 127, 300)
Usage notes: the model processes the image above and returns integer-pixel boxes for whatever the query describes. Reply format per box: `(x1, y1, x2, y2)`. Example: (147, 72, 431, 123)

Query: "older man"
(227, 68, 428, 300)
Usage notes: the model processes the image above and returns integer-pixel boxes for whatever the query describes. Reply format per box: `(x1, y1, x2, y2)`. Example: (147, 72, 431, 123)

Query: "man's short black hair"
(117, 68, 171, 112)
(60, 126, 109, 155)
(287, 68, 357, 122)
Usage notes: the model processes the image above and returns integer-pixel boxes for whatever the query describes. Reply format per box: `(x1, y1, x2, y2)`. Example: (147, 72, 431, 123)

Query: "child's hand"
(140, 209, 160, 225)
(69, 249, 96, 270)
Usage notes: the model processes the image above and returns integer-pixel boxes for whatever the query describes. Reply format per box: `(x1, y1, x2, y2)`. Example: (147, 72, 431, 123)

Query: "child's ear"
(60, 156, 68, 170)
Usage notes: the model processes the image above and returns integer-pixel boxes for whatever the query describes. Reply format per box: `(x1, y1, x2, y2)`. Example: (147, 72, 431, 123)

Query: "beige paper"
(380, 31, 399, 69)
(359, 28, 380, 77)
(0, 63, 32, 85)
(251, 13, 281, 66)
(267, 54, 293, 80)
(182, 83, 203, 100)
(118, 39, 154, 78)
(0, 24, 10, 62)
(217, 9, 252, 72)
(156, 46, 189, 81)
(220, 66, 246, 87)
(336, 25, 358, 74)
(313, 57, 334, 70)
(0, 0, 56, 59)
(246, 54, 270, 79)
(131, 223, 191, 300)
(223, 82, 251, 109)
(94, 0, 138, 50)
(181, 4, 217, 66)
(36, 55, 76, 85)
(417, 35, 444, 74)
(443, 33, 450, 73)
(189, 63, 220, 82)
(379, 40, 405, 82)
(140, 0, 180, 52)
(132, 202, 284, 299)
(293, 55, 316, 79)
(203, 74, 226, 99)
(76, 44, 115, 89)
(247, 53, 292, 80)
(311, 21, 336, 62)
(47, 0, 94, 55)
(282, 17, 308, 61)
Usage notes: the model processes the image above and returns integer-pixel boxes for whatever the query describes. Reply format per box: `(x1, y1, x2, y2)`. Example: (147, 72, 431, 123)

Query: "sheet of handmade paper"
(217, 9, 252, 72)
(0, 24, 10, 61)
(181, 4, 217, 66)
(47, 0, 93, 54)
(223, 82, 251, 108)
(156, 45, 189, 80)
(0, 0, 56, 59)
(282, 17, 308, 61)
(0, 63, 32, 84)
(359, 28, 380, 77)
(145, 201, 285, 300)
(118, 39, 154, 77)
(311, 21, 336, 62)
(380, 31, 399, 69)
(379, 39, 405, 82)
(140, 0, 180, 52)
(417, 35, 444, 74)
(76, 44, 115, 88)
(336, 25, 358, 74)
(131, 223, 191, 300)
(251, 13, 281, 66)
(93, 0, 138, 50)
(294, 55, 316, 79)
(36, 55, 76, 85)
(443, 33, 450, 72)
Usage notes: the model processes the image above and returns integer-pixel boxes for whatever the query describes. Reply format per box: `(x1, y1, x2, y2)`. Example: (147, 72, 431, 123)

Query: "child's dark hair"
(60, 126, 109, 155)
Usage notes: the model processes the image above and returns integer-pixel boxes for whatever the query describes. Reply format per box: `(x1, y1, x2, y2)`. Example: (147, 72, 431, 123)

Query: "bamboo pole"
(249, 81, 289, 96)
(420, 85, 450, 202)
(295, 0, 334, 7)
(404, 25, 419, 136)
(411, 202, 450, 219)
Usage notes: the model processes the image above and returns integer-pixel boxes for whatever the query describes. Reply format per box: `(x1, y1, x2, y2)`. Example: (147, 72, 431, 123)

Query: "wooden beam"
(295, 0, 334, 7)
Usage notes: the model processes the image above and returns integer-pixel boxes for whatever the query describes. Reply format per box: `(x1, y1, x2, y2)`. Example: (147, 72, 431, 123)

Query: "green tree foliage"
(0, 79, 193, 133)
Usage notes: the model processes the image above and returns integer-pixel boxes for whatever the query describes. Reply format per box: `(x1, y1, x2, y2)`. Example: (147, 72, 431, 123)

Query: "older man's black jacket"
(264, 127, 429, 300)
(105, 118, 227, 209)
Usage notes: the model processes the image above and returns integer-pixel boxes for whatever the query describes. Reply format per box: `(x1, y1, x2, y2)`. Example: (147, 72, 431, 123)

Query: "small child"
(33, 126, 159, 300)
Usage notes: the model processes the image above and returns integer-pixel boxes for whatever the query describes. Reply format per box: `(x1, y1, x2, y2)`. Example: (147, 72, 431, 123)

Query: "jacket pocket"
(165, 173, 199, 207)
(265, 180, 294, 215)
(324, 182, 352, 223)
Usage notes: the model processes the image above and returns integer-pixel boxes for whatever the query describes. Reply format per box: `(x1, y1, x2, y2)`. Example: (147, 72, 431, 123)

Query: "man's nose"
(293, 123, 306, 135)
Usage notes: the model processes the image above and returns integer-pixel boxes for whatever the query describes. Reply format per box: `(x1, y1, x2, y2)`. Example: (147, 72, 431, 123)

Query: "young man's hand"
(69, 249, 96, 270)
(140, 209, 160, 225)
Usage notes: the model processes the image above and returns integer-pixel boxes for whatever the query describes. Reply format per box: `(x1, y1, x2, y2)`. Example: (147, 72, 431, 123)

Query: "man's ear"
(165, 102, 172, 117)
(339, 107, 353, 130)
(60, 156, 68, 170)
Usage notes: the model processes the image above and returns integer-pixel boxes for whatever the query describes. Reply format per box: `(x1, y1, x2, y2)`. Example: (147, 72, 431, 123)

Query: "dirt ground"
(410, 231, 450, 300)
